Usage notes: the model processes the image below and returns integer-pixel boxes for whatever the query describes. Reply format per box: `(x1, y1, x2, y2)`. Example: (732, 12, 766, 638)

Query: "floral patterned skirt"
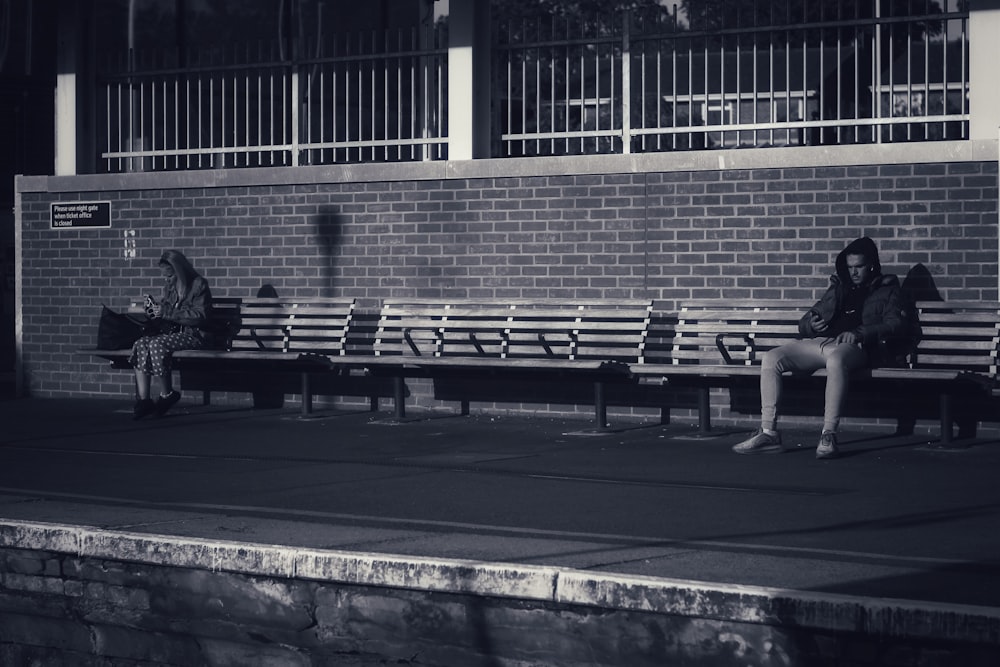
(129, 331, 203, 377)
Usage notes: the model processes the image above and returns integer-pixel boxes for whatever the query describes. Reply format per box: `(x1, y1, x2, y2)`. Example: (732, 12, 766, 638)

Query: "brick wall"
(15, 154, 1000, 422)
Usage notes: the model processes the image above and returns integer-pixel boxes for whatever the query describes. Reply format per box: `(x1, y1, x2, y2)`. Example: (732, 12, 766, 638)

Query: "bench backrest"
(228, 297, 356, 356)
(374, 298, 653, 363)
(670, 299, 809, 366)
(913, 301, 1000, 375)
(669, 298, 1000, 375)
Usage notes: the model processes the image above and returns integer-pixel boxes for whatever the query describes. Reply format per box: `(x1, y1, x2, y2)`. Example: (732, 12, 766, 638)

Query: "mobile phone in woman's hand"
(144, 294, 159, 318)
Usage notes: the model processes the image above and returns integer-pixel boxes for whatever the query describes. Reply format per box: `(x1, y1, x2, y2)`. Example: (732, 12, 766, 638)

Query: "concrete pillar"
(54, 0, 95, 175)
(54, 1, 79, 175)
(969, 0, 1000, 141)
(448, 0, 491, 160)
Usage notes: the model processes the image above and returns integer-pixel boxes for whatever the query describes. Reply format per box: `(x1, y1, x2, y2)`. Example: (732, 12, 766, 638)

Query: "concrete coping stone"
(1, 519, 998, 645)
(15, 139, 999, 195)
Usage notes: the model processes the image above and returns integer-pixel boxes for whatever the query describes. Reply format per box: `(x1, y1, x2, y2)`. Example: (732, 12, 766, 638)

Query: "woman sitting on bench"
(130, 249, 213, 420)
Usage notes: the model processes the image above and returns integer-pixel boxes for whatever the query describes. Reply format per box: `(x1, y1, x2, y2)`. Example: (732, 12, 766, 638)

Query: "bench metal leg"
(939, 393, 953, 447)
(393, 376, 406, 420)
(369, 395, 379, 412)
(697, 386, 712, 435)
(659, 407, 670, 425)
(202, 390, 211, 406)
(460, 400, 470, 416)
(594, 381, 608, 428)
(301, 373, 313, 416)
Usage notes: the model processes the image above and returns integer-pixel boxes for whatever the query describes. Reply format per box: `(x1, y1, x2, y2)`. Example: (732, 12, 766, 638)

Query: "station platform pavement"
(1, 394, 999, 660)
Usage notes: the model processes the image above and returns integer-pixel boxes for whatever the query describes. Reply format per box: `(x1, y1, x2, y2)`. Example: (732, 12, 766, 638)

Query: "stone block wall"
(14, 147, 1000, 424)
(2, 524, 999, 667)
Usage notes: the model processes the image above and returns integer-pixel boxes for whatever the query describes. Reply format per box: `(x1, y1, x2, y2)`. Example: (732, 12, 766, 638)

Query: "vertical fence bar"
(961, 14, 968, 137)
(370, 31, 376, 163)
(672, 33, 677, 151)
(523, 20, 530, 155)
(393, 29, 400, 161)
(579, 26, 585, 154)
(924, 7, 931, 137)
(233, 57, 239, 165)
(719, 28, 726, 147)
(876, 2, 884, 144)
(535, 23, 541, 155)
(593, 18, 599, 152)
(383, 31, 389, 161)
(257, 62, 263, 167)
(812, 28, 820, 146)
(173, 75, 178, 169)
(244, 53, 250, 165)
(549, 24, 555, 156)
(410, 28, 417, 161)
(139, 78, 146, 171)
(735, 29, 741, 147)
(855, 10, 861, 144)
(564, 17, 570, 155)
(151, 75, 157, 170)
(621, 10, 629, 154)
(218, 77, 224, 164)
(768, 36, 774, 146)
(268, 62, 274, 166)
(834, 18, 840, 144)
(108, 83, 115, 172)
(784, 25, 791, 145)
(906, 27, 913, 141)
(751, 26, 757, 148)
(289, 59, 298, 166)
(435, 32, 443, 159)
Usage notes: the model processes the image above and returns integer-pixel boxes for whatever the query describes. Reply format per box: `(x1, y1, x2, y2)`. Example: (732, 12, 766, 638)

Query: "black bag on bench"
(96, 305, 148, 350)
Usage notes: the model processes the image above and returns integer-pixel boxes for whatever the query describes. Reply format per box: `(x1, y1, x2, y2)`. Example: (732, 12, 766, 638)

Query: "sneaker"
(732, 429, 783, 455)
(132, 398, 156, 420)
(153, 391, 181, 418)
(816, 431, 839, 459)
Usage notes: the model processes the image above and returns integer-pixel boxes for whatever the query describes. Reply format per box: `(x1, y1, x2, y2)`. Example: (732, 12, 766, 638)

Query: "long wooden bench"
(365, 298, 654, 425)
(83, 297, 395, 415)
(632, 299, 1000, 444)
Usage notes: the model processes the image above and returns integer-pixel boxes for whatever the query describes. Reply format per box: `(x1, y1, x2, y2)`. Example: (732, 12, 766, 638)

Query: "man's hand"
(835, 330, 859, 345)
(810, 314, 829, 333)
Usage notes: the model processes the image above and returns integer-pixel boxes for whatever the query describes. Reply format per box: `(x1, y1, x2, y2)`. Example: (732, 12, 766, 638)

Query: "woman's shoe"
(133, 398, 156, 420)
(153, 391, 181, 417)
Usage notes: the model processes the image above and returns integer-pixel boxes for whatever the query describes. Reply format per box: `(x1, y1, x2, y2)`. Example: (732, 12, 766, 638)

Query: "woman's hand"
(144, 295, 161, 319)
(810, 313, 829, 334)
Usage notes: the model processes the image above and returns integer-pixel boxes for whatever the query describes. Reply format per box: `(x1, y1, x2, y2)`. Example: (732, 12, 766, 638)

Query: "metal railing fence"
(96, 4, 971, 171)
(98, 23, 447, 173)
(495, 2, 970, 157)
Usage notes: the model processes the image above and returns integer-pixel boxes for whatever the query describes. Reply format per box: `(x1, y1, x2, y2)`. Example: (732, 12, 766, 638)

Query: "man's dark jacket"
(799, 236, 919, 367)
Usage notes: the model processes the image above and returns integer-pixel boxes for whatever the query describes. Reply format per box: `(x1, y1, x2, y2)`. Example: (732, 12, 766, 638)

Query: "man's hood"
(834, 236, 882, 286)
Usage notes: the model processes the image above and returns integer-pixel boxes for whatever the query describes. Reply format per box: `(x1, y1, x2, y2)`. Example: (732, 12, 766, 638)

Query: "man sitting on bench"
(733, 236, 917, 459)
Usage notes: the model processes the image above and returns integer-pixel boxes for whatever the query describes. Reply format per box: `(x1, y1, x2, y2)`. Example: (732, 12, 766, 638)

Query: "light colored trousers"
(760, 338, 868, 433)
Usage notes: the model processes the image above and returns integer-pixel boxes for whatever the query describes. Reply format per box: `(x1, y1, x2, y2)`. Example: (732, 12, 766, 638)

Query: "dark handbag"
(96, 305, 148, 350)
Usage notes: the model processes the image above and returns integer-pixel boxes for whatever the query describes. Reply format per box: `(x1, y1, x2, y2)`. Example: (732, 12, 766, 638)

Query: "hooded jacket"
(799, 237, 917, 367)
